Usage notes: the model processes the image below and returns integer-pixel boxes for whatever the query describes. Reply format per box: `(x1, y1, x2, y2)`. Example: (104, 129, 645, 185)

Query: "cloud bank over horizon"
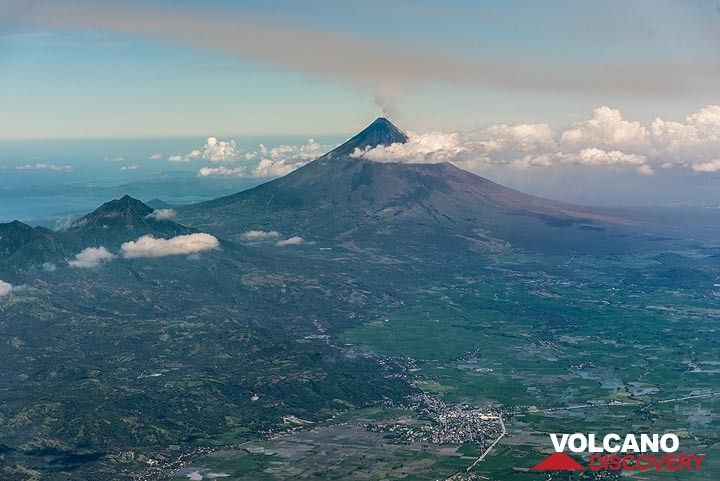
(170, 137, 238, 163)
(178, 105, 720, 179)
(352, 105, 720, 176)
(194, 138, 330, 179)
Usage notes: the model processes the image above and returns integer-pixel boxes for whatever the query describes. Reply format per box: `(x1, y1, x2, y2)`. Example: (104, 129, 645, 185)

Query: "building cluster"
(368, 393, 503, 447)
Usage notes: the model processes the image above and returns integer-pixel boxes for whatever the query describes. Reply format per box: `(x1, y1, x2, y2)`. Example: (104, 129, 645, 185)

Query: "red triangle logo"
(531, 452, 585, 471)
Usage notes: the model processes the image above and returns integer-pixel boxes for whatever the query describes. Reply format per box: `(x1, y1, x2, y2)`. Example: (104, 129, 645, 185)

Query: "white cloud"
(149, 153, 162, 160)
(250, 139, 326, 177)
(252, 158, 298, 177)
(203, 137, 238, 162)
(120, 164, 138, 171)
(197, 139, 330, 178)
(16, 163, 73, 172)
(42, 262, 57, 272)
(637, 164, 655, 176)
(351, 131, 465, 164)
(572, 148, 646, 166)
(560, 106, 648, 151)
(146, 208, 176, 220)
(186, 150, 202, 161)
(508, 149, 645, 171)
(121, 233, 219, 258)
(352, 128, 559, 169)
(476, 123, 555, 153)
(691, 159, 720, 173)
(276, 236, 304, 246)
(352, 105, 720, 175)
(0, 280, 16, 297)
(509, 153, 558, 170)
(650, 105, 720, 168)
(69, 246, 116, 268)
(171, 137, 238, 163)
(241, 230, 280, 241)
(197, 166, 247, 178)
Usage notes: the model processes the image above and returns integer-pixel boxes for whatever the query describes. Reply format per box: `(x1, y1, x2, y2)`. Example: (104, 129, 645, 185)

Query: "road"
(463, 390, 720, 474)
(466, 414, 506, 472)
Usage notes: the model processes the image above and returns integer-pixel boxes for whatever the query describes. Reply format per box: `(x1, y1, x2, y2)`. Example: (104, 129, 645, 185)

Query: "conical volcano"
(70, 195, 154, 230)
(329, 117, 408, 157)
(67, 195, 195, 245)
(178, 118, 631, 253)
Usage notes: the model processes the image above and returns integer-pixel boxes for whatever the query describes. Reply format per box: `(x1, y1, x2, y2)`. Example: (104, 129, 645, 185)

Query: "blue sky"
(1, 0, 720, 215)
(1, 0, 719, 138)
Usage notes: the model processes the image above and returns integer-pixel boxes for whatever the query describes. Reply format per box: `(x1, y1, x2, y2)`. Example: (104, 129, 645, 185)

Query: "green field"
(176, 248, 720, 480)
(338, 250, 720, 479)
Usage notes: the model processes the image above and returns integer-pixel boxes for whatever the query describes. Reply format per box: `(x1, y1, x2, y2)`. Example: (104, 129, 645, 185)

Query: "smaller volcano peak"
(69, 195, 153, 230)
(67, 195, 195, 242)
(90, 195, 152, 217)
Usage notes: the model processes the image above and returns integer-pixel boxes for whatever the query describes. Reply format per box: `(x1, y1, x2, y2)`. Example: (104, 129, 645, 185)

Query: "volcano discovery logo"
(531, 433, 705, 472)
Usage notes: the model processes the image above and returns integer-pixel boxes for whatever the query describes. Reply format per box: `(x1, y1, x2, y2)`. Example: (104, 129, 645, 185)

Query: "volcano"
(177, 118, 634, 253)
(0, 196, 199, 271)
(66, 194, 195, 245)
